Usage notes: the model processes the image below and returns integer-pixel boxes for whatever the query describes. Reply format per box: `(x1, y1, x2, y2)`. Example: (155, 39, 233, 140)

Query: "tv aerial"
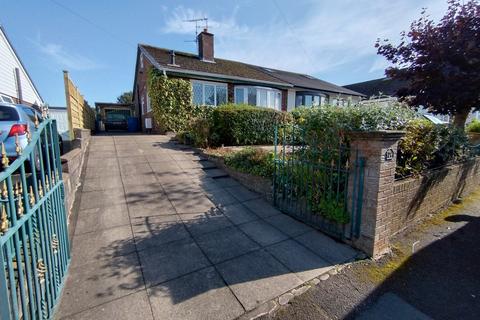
(184, 17, 209, 48)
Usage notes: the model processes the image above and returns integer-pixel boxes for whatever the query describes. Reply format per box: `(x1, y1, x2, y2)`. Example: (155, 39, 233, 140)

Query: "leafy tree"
(376, 0, 480, 128)
(116, 91, 133, 104)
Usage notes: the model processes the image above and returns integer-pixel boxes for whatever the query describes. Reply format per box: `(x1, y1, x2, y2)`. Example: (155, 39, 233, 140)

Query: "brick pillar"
(281, 89, 288, 111)
(348, 131, 405, 257)
(227, 83, 235, 103)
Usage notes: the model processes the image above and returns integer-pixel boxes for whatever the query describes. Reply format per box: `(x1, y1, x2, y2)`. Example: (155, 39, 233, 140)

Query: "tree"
(116, 91, 133, 104)
(376, 0, 480, 128)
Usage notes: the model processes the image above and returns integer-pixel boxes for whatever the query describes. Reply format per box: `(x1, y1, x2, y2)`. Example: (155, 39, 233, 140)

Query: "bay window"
(235, 86, 282, 110)
(295, 92, 327, 108)
(192, 80, 227, 106)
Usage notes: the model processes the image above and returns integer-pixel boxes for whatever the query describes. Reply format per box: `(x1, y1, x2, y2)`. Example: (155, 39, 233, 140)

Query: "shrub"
(210, 104, 291, 146)
(224, 147, 275, 178)
(467, 119, 480, 133)
(396, 119, 469, 177)
(291, 103, 417, 147)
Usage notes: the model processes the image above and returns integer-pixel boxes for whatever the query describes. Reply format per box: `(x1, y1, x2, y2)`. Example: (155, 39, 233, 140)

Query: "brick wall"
(348, 130, 480, 257)
(386, 158, 480, 237)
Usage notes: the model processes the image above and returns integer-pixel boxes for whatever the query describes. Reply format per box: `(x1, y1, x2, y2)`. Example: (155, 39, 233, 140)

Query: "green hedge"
(209, 104, 290, 146)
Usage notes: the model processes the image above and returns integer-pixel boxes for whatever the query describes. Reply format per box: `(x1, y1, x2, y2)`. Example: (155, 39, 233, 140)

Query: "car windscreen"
(106, 113, 126, 121)
(0, 106, 19, 121)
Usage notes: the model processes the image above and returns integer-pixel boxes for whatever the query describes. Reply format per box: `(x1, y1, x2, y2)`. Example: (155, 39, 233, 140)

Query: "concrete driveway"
(57, 134, 358, 320)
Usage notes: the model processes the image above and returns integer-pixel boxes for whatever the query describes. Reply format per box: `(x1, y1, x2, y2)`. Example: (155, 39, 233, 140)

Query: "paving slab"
(170, 193, 216, 214)
(70, 225, 135, 267)
(131, 215, 191, 250)
(117, 155, 149, 165)
(295, 230, 358, 264)
(138, 238, 211, 287)
(238, 219, 289, 247)
(89, 151, 117, 158)
(216, 249, 303, 311)
(180, 210, 234, 236)
(85, 166, 120, 179)
(195, 226, 260, 264)
(219, 203, 259, 225)
(264, 214, 314, 237)
(155, 171, 192, 184)
(119, 163, 153, 175)
(242, 199, 283, 219)
(211, 177, 241, 188)
(82, 175, 123, 192)
(62, 291, 154, 320)
(121, 173, 158, 186)
(204, 188, 239, 207)
(266, 239, 333, 282)
(127, 199, 177, 218)
(79, 188, 126, 210)
(57, 253, 144, 318)
(148, 267, 244, 320)
(226, 185, 261, 202)
(75, 204, 130, 235)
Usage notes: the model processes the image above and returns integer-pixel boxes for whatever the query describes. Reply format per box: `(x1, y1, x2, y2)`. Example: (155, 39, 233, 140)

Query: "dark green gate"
(273, 124, 365, 240)
(0, 117, 70, 320)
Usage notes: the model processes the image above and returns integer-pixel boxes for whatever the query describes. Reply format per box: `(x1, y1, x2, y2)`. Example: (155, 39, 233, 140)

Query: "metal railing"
(0, 116, 70, 320)
(273, 124, 365, 239)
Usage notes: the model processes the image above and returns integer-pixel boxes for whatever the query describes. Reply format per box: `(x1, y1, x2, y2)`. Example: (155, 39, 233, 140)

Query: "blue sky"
(1, 0, 447, 106)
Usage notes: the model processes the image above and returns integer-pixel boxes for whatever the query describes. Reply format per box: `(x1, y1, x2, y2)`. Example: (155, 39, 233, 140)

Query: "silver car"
(0, 103, 46, 169)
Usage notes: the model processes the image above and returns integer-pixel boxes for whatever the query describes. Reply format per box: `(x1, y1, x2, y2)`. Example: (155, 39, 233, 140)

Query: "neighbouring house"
(48, 106, 70, 140)
(345, 77, 457, 123)
(0, 25, 43, 107)
(95, 102, 136, 131)
(133, 28, 364, 132)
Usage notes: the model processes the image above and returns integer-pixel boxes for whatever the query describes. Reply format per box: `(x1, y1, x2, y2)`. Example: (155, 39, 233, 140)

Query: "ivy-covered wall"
(147, 69, 198, 133)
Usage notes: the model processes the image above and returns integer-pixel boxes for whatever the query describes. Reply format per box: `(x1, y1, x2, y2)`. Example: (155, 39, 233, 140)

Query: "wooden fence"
(63, 71, 95, 139)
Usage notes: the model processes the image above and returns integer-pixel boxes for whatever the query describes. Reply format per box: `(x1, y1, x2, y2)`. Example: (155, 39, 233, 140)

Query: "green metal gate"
(0, 117, 70, 320)
(273, 124, 365, 240)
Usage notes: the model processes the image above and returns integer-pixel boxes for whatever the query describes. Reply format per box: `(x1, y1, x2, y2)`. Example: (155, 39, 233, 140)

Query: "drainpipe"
(15, 68, 23, 104)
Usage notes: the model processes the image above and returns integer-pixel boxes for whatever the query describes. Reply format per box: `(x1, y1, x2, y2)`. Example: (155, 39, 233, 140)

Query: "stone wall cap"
(348, 130, 406, 141)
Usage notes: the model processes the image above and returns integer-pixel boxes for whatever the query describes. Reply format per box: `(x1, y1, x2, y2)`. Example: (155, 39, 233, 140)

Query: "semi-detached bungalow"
(133, 28, 364, 132)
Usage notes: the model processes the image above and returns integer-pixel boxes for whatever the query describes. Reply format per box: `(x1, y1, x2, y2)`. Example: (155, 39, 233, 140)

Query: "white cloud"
(161, 6, 248, 38)
(160, 0, 447, 76)
(30, 36, 102, 71)
(369, 57, 390, 74)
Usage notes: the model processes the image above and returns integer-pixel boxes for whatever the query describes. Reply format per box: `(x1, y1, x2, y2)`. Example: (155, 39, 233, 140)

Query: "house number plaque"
(384, 148, 394, 161)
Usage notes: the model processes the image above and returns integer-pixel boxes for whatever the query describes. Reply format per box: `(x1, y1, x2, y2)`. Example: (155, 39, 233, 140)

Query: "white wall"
(49, 108, 70, 141)
(0, 28, 43, 105)
(287, 89, 296, 111)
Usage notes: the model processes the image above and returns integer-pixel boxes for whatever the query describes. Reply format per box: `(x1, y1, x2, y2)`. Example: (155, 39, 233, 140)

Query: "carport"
(95, 102, 137, 132)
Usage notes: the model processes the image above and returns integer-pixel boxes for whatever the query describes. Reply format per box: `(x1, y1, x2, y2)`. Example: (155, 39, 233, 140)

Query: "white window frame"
(234, 86, 282, 110)
(191, 80, 227, 106)
(146, 94, 151, 112)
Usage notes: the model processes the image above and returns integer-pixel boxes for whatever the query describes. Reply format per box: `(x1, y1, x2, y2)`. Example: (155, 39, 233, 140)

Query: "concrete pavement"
(56, 134, 358, 320)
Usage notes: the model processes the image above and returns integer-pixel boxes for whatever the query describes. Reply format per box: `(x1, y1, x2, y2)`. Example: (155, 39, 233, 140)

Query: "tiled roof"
(260, 68, 365, 96)
(140, 45, 289, 86)
(139, 44, 364, 96)
(344, 77, 408, 98)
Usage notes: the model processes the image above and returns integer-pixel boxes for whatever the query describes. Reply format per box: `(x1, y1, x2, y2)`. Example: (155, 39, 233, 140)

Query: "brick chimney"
(197, 29, 214, 62)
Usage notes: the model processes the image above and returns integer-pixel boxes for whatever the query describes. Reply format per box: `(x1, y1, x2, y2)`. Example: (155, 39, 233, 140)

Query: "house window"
(140, 54, 144, 69)
(141, 96, 145, 112)
(191, 80, 227, 106)
(235, 88, 244, 104)
(295, 92, 326, 108)
(146, 94, 151, 112)
(234, 86, 282, 110)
